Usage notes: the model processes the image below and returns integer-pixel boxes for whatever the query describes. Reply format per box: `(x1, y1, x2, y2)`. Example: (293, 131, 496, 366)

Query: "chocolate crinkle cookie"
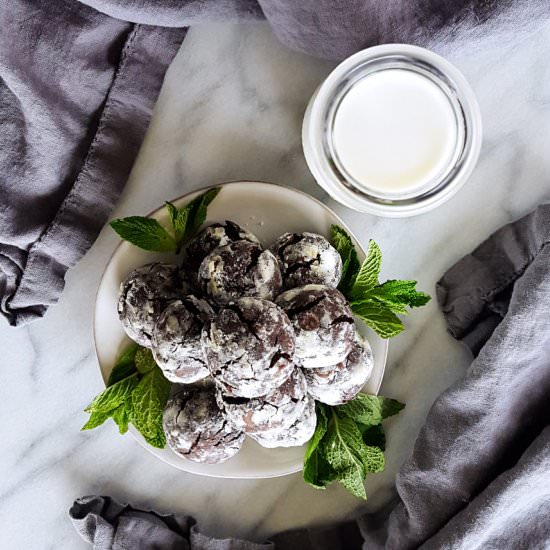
(163, 384, 245, 464)
(275, 284, 355, 369)
(198, 240, 282, 305)
(270, 232, 342, 289)
(216, 368, 308, 434)
(249, 396, 316, 448)
(118, 263, 190, 348)
(152, 296, 214, 384)
(304, 332, 374, 405)
(202, 297, 295, 398)
(183, 221, 260, 274)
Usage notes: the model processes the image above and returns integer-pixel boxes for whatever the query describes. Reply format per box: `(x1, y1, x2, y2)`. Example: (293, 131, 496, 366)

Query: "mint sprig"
(82, 345, 171, 448)
(303, 394, 405, 499)
(330, 225, 431, 339)
(110, 187, 221, 253)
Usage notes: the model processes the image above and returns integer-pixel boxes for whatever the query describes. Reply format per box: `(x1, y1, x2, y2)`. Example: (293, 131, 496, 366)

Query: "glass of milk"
(302, 44, 482, 217)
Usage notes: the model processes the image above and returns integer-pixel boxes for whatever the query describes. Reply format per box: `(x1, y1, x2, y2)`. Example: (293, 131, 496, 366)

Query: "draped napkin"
(2, 0, 548, 325)
(70, 205, 550, 548)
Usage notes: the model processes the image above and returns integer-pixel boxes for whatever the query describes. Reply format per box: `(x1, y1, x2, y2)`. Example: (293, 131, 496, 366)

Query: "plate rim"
(92, 180, 389, 478)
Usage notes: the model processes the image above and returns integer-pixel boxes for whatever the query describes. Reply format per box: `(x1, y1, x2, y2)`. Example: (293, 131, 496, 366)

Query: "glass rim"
(303, 44, 482, 217)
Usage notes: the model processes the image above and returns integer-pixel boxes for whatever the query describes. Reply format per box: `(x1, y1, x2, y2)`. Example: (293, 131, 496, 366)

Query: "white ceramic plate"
(94, 181, 388, 479)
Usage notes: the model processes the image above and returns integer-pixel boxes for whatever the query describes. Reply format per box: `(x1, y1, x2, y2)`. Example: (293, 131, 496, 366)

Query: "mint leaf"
(330, 225, 360, 296)
(82, 411, 110, 431)
(304, 403, 329, 463)
(130, 367, 171, 449)
(350, 240, 382, 299)
(350, 299, 404, 339)
(303, 448, 338, 489)
(134, 348, 156, 374)
(360, 423, 386, 450)
(85, 373, 139, 414)
(111, 402, 131, 434)
(367, 280, 431, 313)
(337, 394, 404, 426)
(165, 201, 189, 246)
(110, 217, 177, 252)
(304, 404, 337, 489)
(322, 413, 368, 500)
(338, 466, 368, 500)
(357, 443, 385, 474)
(107, 344, 139, 386)
(379, 397, 406, 420)
(336, 394, 384, 427)
(303, 394, 405, 499)
(183, 187, 221, 239)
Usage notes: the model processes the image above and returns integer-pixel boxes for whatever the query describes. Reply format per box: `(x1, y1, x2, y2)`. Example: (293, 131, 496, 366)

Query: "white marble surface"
(2, 19, 550, 549)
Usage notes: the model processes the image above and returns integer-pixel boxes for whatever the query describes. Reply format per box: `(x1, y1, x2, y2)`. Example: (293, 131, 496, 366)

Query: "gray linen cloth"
(3, 0, 550, 325)
(70, 206, 550, 549)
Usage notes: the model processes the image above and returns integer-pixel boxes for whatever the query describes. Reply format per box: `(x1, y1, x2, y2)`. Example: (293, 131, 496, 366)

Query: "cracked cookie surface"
(163, 384, 245, 464)
(275, 284, 355, 369)
(152, 296, 214, 383)
(249, 395, 317, 448)
(118, 263, 190, 348)
(304, 332, 374, 405)
(216, 368, 308, 433)
(198, 240, 282, 305)
(183, 221, 260, 277)
(271, 232, 342, 289)
(202, 297, 295, 397)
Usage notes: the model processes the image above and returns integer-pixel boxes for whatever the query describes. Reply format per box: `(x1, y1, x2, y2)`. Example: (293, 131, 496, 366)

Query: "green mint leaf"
(303, 448, 338, 489)
(322, 413, 368, 499)
(330, 225, 361, 296)
(134, 348, 156, 374)
(350, 240, 382, 299)
(304, 403, 329, 462)
(351, 300, 404, 339)
(111, 402, 131, 434)
(357, 444, 385, 474)
(107, 344, 139, 386)
(130, 367, 171, 449)
(110, 217, 177, 252)
(183, 187, 221, 239)
(304, 404, 337, 489)
(367, 280, 431, 313)
(82, 410, 110, 431)
(336, 394, 384, 427)
(339, 466, 368, 500)
(165, 201, 189, 246)
(360, 423, 386, 451)
(379, 397, 405, 420)
(338, 394, 405, 426)
(85, 373, 139, 414)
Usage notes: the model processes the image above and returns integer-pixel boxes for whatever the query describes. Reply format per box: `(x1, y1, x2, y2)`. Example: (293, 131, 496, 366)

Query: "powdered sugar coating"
(183, 221, 260, 274)
(198, 240, 282, 305)
(304, 332, 374, 405)
(270, 232, 342, 289)
(275, 284, 355, 369)
(117, 263, 190, 348)
(216, 368, 308, 433)
(202, 297, 295, 398)
(163, 384, 245, 464)
(249, 396, 316, 448)
(152, 296, 214, 383)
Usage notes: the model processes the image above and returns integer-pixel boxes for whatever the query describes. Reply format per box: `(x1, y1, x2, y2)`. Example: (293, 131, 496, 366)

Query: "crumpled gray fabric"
(3, 0, 550, 326)
(69, 495, 361, 549)
(71, 205, 550, 549)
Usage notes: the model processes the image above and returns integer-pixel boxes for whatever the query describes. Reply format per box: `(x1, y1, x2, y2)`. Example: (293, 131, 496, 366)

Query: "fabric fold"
(0, 0, 186, 325)
(436, 204, 550, 354)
